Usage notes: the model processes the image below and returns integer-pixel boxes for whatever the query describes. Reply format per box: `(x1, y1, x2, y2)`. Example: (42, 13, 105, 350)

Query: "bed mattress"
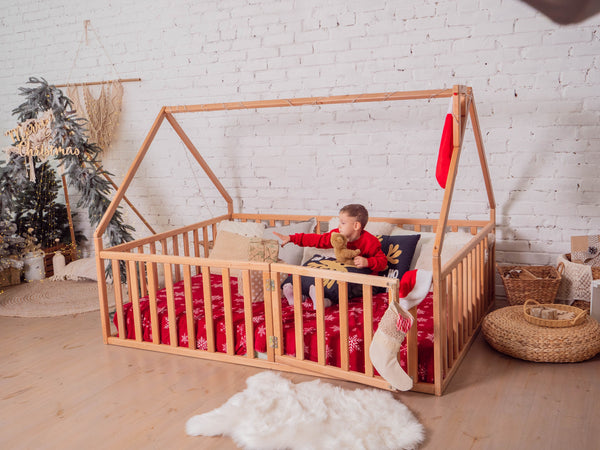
(115, 273, 434, 383)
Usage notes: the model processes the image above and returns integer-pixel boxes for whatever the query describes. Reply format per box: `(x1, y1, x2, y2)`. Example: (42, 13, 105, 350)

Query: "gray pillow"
(263, 218, 317, 265)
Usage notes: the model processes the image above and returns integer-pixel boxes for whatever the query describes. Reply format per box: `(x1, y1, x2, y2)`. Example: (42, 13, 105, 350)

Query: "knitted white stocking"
(369, 301, 414, 391)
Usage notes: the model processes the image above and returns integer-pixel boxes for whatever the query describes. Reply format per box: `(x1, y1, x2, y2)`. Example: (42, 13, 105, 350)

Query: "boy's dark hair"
(340, 204, 369, 228)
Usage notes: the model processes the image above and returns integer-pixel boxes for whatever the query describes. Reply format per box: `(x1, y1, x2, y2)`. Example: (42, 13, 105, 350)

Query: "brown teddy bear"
(330, 232, 360, 265)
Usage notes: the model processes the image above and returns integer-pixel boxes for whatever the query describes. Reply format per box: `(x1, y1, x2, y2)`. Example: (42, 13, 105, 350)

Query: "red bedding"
(115, 273, 434, 383)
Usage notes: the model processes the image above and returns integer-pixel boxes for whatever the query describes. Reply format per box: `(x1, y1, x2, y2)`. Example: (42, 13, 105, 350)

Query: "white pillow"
(217, 220, 266, 238)
(263, 218, 317, 265)
(365, 221, 396, 236)
(328, 217, 395, 236)
(392, 228, 473, 271)
(50, 257, 98, 282)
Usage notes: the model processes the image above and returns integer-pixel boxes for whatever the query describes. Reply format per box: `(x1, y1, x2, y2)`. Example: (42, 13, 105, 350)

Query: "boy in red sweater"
(274, 204, 387, 308)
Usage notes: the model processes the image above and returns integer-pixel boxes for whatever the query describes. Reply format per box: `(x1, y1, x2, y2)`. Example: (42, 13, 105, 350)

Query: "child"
(274, 204, 387, 308)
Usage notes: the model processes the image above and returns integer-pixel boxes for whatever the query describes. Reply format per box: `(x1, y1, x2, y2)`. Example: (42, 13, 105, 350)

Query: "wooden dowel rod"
(92, 161, 156, 235)
(165, 88, 454, 114)
(54, 78, 141, 88)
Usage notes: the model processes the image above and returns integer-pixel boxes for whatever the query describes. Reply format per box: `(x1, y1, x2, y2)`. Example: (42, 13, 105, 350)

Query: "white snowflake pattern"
(325, 344, 334, 361)
(163, 317, 170, 330)
(256, 324, 266, 337)
(218, 322, 226, 333)
(196, 336, 208, 350)
(181, 333, 188, 345)
(348, 335, 362, 353)
(252, 315, 262, 324)
(331, 324, 340, 333)
(220, 342, 227, 352)
(425, 332, 434, 342)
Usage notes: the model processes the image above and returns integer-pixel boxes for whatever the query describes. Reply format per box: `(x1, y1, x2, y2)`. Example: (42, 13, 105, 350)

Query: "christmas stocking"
(369, 300, 414, 391)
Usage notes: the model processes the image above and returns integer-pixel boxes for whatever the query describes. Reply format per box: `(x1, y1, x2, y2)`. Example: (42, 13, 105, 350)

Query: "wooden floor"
(1, 301, 599, 450)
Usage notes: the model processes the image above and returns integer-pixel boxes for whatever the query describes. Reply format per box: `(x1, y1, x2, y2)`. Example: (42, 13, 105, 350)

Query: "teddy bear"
(330, 232, 361, 265)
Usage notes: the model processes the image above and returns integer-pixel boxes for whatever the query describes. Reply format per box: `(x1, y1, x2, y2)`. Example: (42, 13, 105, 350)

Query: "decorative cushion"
(301, 246, 336, 265)
(376, 234, 420, 282)
(263, 218, 317, 265)
(391, 228, 473, 271)
(209, 230, 251, 261)
(50, 257, 98, 282)
(282, 255, 372, 303)
(217, 220, 266, 238)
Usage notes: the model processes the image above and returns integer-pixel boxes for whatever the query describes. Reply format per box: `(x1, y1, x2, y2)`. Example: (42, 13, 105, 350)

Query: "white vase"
(23, 252, 45, 281)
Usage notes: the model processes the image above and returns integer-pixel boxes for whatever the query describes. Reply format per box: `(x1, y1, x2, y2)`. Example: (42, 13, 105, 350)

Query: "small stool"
(482, 305, 600, 362)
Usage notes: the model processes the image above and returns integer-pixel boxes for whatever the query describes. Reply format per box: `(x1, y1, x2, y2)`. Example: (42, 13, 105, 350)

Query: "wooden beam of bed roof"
(164, 88, 454, 114)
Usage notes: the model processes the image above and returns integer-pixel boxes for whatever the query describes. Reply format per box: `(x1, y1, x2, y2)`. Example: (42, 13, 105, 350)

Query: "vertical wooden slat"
(338, 282, 349, 371)
(149, 243, 159, 290)
(111, 259, 125, 339)
(362, 284, 374, 377)
(164, 263, 178, 347)
(193, 229, 201, 275)
(202, 227, 209, 257)
(137, 246, 148, 297)
(172, 236, 181, 282)
(406, 305, 419, 383)
(202, 267, 215, 352)
(314, 278, 326, 365)
(446, 274, 454, 366)
(452, 267, 460, 356)
(242, 270, 254, 358)
(146, 260, 160, 345)
(128, 260, 142, 342)
(183, 265, 196, 349)
(467, 252, 474, 334)
(293, 274, 304, 360)
(222, 269, 235, 355)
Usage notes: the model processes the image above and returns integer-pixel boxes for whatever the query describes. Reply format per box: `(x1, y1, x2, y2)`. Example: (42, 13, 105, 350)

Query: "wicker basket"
(0, 267, 21, 288)
(497, 264, 562, 306)
(523, 299, 587, 328)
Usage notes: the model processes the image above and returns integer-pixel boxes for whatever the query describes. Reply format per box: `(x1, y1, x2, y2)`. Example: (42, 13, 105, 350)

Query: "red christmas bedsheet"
(115, 273, 434, 383)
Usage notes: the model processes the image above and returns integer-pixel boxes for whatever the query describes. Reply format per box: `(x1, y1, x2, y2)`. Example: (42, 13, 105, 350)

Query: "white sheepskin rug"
(186, 371, 424, 449)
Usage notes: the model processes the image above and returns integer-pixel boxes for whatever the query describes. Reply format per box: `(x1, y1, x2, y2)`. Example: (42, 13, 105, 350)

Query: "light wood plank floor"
(1, 302, 599, 450)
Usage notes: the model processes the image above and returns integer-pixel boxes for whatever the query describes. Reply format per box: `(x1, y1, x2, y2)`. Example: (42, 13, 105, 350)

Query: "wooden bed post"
(432, 85, 469, 395)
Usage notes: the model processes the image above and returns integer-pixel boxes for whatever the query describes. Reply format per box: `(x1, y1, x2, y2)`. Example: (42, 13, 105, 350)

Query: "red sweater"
(289, 229, 388, 273)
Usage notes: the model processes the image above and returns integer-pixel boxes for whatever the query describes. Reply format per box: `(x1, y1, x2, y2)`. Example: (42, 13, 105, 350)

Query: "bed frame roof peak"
(95, 85, 495, 256)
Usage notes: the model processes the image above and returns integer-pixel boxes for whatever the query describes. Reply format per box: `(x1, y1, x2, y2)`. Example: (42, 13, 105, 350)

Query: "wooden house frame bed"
(95, 84, 495, 396)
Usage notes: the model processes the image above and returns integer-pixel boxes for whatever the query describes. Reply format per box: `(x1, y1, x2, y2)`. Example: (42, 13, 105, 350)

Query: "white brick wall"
(1, 0, 599, 288)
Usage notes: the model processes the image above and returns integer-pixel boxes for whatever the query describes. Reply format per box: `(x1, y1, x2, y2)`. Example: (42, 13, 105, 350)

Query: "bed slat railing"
(269, 262, 399, 388)
(436, 225, 495, 393)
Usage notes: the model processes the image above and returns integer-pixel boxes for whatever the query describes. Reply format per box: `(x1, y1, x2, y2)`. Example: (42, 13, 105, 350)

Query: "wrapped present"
(571, 235, 600, 266)
(249, 238, 279, 263)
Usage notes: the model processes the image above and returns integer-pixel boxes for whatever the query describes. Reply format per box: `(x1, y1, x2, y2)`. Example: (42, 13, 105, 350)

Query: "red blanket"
(115, 273, 434, 383)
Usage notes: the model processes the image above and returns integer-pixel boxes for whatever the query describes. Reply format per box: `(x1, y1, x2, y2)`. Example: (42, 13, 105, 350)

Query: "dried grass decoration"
(67, 81, 123, 153)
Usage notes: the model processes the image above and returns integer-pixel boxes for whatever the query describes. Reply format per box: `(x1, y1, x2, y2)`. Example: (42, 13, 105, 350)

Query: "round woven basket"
(482, 306, 600, 363)
(497, 264, 562, 306)
(523, 299, 587, 328)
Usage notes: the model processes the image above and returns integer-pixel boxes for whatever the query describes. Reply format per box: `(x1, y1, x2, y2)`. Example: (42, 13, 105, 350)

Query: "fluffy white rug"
(186, 371, 424, 449)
